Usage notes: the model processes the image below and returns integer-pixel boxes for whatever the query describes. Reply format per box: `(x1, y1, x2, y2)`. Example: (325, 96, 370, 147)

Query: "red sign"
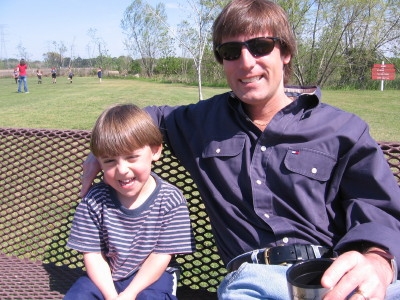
(373, 64, 394, 69)
(372, 67, 395, 73)
(371, 64, 396, 80)
(372, 74, 395, 80)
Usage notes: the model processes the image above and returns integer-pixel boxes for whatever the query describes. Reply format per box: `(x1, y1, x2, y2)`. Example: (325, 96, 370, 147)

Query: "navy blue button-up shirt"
(146, 86, 400, 274)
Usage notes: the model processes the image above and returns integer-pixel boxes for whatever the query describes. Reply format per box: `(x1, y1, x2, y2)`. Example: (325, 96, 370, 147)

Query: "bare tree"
(121, 0, 173, 77)
(87, 28, 109, 70)
(16, 42, 30, 61)
(50, 41, 67, 68)
(175, 0, 228, 100)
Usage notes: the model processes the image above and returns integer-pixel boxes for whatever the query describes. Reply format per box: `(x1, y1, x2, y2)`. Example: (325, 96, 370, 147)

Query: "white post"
(380, 61, 385, 91)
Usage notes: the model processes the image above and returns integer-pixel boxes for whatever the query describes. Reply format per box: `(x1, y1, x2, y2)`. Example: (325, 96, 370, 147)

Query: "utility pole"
(0, 24, 8, 68)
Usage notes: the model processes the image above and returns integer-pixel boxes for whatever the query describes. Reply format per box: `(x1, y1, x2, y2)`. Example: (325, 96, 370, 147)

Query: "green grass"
(1, 77, 399, 141)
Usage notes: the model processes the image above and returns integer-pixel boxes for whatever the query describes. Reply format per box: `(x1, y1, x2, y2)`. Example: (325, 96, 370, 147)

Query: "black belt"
(227, 244, 332, 272)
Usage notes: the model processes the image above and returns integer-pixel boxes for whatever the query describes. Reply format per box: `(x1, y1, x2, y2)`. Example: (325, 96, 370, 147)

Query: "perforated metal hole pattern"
(0, 128, 226, 298)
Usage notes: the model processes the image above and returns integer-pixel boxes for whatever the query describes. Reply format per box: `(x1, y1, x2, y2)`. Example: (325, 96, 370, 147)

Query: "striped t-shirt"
(67, 173, 196, 280)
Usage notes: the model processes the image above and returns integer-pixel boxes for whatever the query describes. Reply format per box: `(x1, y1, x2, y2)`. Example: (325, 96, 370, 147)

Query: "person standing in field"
(16, 58, 29, 93)
(51, 67, 57, 83)
(97, 67, 102, 83)
(68, 68, 74, 83)
(36, 69, 42, 84)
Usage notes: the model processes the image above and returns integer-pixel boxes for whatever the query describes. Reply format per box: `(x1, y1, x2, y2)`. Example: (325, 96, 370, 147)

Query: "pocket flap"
(284, 148, 336, 181)
(202, 135, 245, 158)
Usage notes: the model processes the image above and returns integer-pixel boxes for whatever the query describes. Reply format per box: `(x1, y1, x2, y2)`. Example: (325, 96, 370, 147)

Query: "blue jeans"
(217, 263, 400, 300)
(64, 270, 178, 300)
(17, 76, 28, 92)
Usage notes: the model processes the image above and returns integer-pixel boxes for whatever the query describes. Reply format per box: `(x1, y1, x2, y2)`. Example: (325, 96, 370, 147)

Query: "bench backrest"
(0, 128, 226, 293)
(0, 128, 399, 293)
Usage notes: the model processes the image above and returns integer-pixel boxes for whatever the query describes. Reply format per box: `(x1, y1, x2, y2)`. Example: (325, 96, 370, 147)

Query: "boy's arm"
(117, 253, 173, 300)
(84, 252, 119, 300)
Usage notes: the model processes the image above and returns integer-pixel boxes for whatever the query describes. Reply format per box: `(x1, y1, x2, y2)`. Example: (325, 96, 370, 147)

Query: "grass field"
(1, 76, 399, 141)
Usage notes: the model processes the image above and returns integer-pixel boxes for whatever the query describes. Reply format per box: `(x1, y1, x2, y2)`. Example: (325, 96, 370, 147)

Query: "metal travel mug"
(286, 258, 333, 300)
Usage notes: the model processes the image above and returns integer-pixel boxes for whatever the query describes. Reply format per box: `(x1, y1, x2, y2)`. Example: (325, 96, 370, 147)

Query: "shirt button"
(311, 167, 317, 174)
(282, 237, 289, 244)
(256, 180, 262, 185)
(216, 148, 221, 153)
(264, 213, 270, 219)
(260, 146, 267, 152)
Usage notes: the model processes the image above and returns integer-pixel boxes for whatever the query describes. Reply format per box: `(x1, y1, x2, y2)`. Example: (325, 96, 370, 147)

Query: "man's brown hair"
(212, 0, 296, 84)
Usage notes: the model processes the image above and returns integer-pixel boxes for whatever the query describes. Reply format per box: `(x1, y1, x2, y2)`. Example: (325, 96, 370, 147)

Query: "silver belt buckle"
(263, 248, 271, 265)
(311, 245, 323, 258)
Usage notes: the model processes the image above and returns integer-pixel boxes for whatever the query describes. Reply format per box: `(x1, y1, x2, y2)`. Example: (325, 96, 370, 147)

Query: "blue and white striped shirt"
(67, 173, 196, 280)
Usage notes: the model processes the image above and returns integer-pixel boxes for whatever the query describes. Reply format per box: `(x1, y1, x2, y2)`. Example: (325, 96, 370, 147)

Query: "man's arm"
(116, 253, 173, 300)
(84, 252, 118, 300)
(80, 152, 101, 197)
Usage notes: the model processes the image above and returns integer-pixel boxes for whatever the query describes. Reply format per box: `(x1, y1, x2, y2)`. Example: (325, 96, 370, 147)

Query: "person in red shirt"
(17, 58, 29, 93)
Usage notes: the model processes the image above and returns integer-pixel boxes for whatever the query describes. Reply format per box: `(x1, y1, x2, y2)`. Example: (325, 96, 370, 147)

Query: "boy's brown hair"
(90, 104, 162, 158)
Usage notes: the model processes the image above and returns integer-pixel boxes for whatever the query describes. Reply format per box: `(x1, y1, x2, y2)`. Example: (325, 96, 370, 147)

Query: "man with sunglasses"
(81, 0, 400, 299)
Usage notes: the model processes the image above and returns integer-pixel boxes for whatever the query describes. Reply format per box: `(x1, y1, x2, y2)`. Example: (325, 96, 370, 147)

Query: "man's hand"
(321, 250, 393, 300)
(80, 152, 101, 197)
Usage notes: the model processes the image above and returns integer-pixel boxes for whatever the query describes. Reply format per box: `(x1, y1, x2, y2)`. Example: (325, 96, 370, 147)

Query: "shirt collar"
(228, 86, 321, 108)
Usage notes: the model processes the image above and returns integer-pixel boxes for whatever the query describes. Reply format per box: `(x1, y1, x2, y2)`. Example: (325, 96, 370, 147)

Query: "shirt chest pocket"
(202, 135, 245, 158)
(284, 148, 337, 181)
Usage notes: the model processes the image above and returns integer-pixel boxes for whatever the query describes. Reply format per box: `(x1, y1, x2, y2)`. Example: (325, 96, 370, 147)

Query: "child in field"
(51, 67, 57, 83)
(68, 68, 74, 83)
(64, 104, 195, 300)
(97, 67, 102, 82)
(13, 68, 19, 83)
(36, 69, 42, 84)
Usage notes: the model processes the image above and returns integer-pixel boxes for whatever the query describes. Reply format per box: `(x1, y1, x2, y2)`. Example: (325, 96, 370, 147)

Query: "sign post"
(371, 61, 396, 91)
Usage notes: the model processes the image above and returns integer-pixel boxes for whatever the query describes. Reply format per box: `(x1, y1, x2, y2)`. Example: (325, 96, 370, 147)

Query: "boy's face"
(98, 145, 162, 207)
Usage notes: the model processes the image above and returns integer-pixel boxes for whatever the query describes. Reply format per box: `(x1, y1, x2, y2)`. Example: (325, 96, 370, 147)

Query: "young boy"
(67, 68, 73, 83)
(36, 69, 42, 84)
(51, 67, 57, 83)
(64, 104, 196, 300)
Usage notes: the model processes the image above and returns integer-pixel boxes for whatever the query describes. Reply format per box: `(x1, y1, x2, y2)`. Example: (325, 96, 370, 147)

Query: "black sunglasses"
(216, 37, 280, 61)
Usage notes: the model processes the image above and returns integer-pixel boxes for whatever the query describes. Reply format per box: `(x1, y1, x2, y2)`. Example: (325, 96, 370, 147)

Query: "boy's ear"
(151, 144, 163, 161)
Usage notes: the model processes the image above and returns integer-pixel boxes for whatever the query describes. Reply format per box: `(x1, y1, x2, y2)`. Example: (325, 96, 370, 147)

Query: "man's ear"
(282, 53, 291, 65)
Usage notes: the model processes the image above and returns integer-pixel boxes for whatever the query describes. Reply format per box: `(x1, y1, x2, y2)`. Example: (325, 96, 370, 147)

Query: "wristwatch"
(365, 249, 398, 284)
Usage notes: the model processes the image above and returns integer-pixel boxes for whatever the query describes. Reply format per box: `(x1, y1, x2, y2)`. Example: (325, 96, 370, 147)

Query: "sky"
(0, 0, 185, 61)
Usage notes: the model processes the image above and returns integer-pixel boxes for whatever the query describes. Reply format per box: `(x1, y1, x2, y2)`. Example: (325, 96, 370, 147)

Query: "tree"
(16, 43, 30, 61)
(121, 0, 173, 77)
(49, 41, 67, 68)
(43, 52, 61, 68)
(281, 0, 400, 88)
(175, 0, 228, 100)
(87, 28, 110, 70)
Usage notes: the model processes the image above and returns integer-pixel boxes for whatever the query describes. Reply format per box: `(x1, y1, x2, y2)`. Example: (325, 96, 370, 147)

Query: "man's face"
(221, 33, 291, 106)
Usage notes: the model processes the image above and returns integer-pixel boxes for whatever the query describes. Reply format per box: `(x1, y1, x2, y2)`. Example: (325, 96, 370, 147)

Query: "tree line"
(2, 0, 399, 94)
(121, 0, 400, 93)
